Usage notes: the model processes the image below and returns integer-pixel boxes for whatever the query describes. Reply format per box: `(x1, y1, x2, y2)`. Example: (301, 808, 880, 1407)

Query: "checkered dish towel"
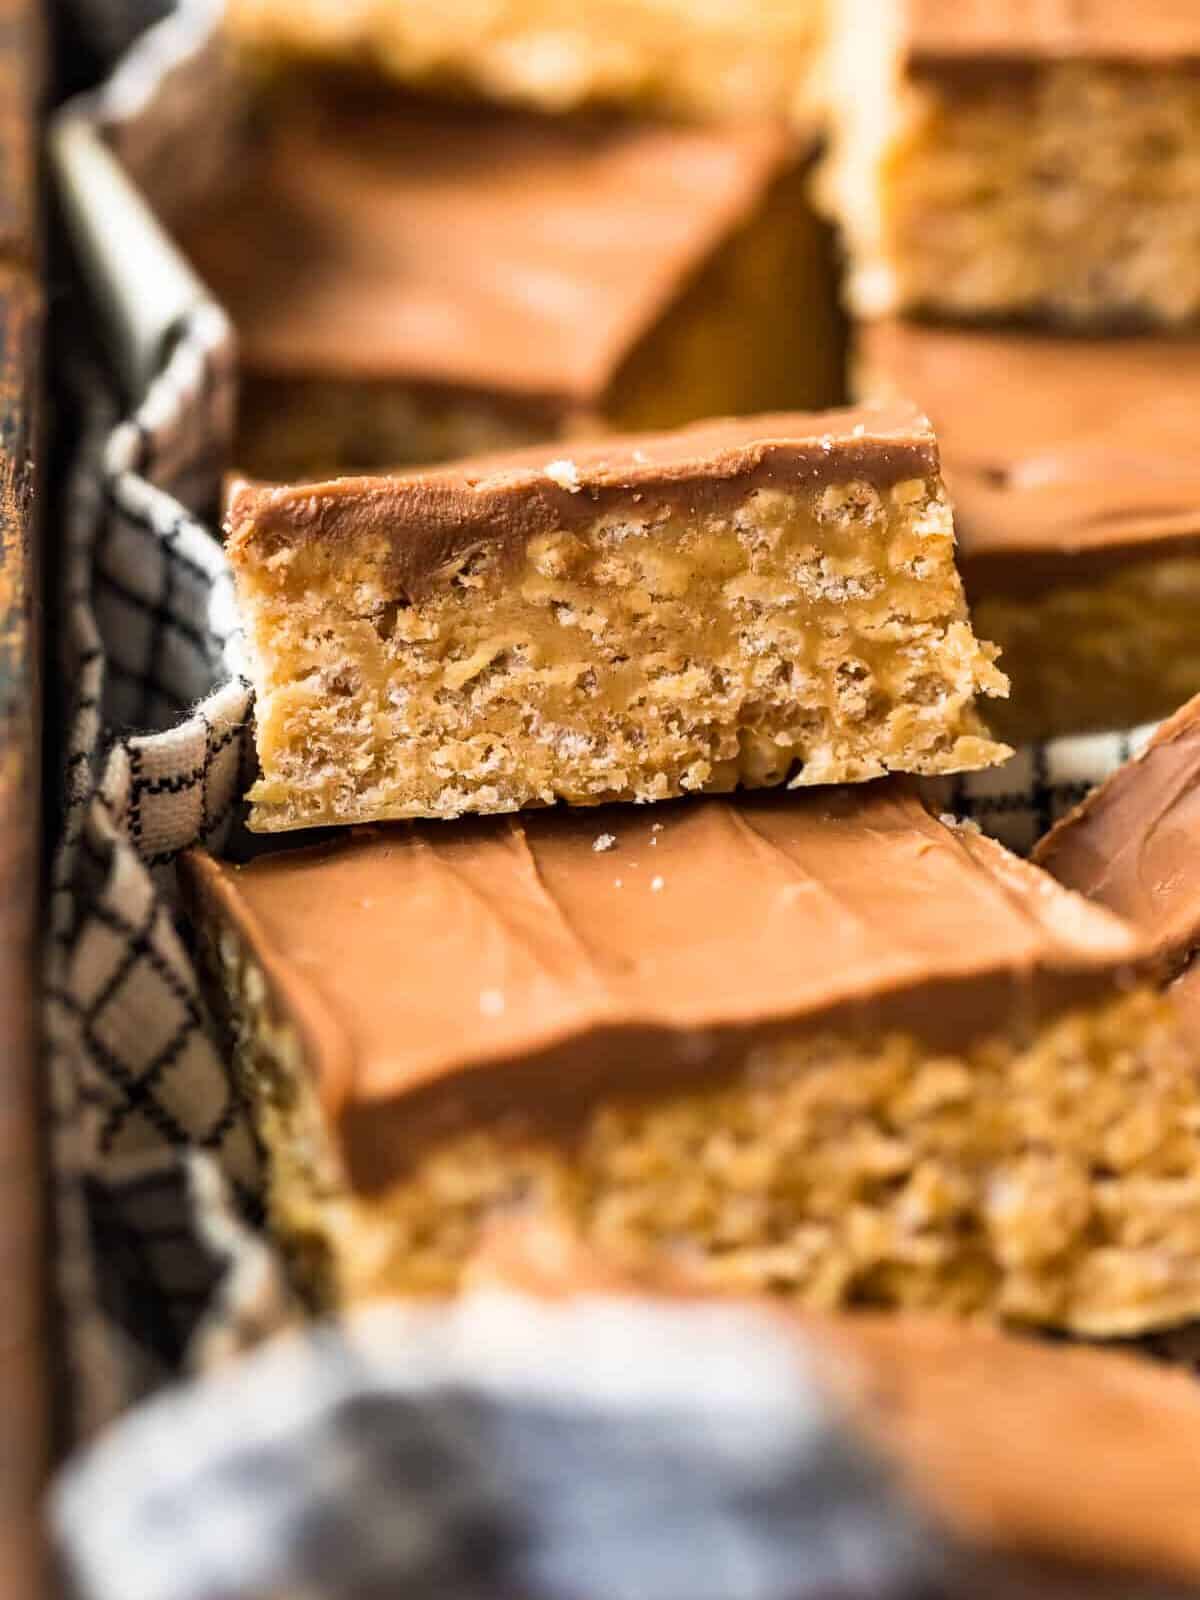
(43, 0, 1166, 1591)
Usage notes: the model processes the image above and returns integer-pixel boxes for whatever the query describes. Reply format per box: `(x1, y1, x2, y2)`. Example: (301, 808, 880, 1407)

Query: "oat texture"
(234, 473, 1008, 830)
(831, 58, 1200, 326)
(975, 557, 1200, 743)
(217, 919, 1200, 1339)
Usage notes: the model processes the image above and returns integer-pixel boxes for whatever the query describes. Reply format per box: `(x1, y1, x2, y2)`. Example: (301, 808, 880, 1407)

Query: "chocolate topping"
(175, 90, 799, 405)
(816, 1315, 1200, 1591)
(907, 0, 1200, 63)
(227, 403, 940, 592)
(859, 321, 1200, 594)
(1034, 694, 1200, 974)
(183, 785, 1146, 1193)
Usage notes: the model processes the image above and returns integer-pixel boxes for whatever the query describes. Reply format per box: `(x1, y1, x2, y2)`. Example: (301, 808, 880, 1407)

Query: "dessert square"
(825, 0, 1200, 326)
(1034, 693, 1200, 977)
(224, 0, 825, 125)
(228, 406, 1009, 831)
(181, 783, 1200, 1336)
(808, 1314, 1200, 1592)
(176, 89, 842, 480)
(1033, 693, 1200, 1072)
(858, 320, 1200, 742)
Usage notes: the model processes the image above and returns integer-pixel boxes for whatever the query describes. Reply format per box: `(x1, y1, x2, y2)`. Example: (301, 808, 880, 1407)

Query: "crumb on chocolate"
(544, 458, 582, 492)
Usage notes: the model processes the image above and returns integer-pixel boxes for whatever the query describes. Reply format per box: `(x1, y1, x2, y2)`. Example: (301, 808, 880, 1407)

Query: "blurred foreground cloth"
(53, 1292, 1017, 1600)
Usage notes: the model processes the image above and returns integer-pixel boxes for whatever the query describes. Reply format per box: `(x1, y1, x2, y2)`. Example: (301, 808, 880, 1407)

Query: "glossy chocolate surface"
(860, 321, 1200, 594)
(184, 784, 1145, 1192)
(1035, 695, 1200, 973)
(227, 403, 941, 596)
(177, 89, 798, 406)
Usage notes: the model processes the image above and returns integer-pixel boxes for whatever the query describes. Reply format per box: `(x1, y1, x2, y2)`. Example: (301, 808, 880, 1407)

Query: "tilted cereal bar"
(228, 406, 1008, 831)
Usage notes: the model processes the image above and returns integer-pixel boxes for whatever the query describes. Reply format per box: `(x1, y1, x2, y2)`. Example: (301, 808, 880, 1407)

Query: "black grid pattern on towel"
(44, 298, 271, 1440)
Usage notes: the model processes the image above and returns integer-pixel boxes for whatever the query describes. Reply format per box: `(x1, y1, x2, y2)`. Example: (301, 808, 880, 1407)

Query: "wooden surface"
(0, 0, 46, 1595)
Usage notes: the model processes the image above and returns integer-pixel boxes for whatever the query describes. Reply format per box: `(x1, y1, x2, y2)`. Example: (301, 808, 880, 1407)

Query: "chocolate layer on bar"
(816, 1317, 1200, 1594)
(231, 403, 941, 586)
(907, 0, 1200, 63)
(1034, 696, 1200, 974)
(858, 322, 1200, 738)
(175, 88, 839, 475)
(180, 97, 787, 401)
(859, 322, 1200, 595)
(183, 785, 1144, 1195)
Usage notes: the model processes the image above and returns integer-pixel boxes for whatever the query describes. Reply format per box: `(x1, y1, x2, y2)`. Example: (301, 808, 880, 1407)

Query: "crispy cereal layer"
(832, 56, 1200, 325)
(239, 474, 1006, 829)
